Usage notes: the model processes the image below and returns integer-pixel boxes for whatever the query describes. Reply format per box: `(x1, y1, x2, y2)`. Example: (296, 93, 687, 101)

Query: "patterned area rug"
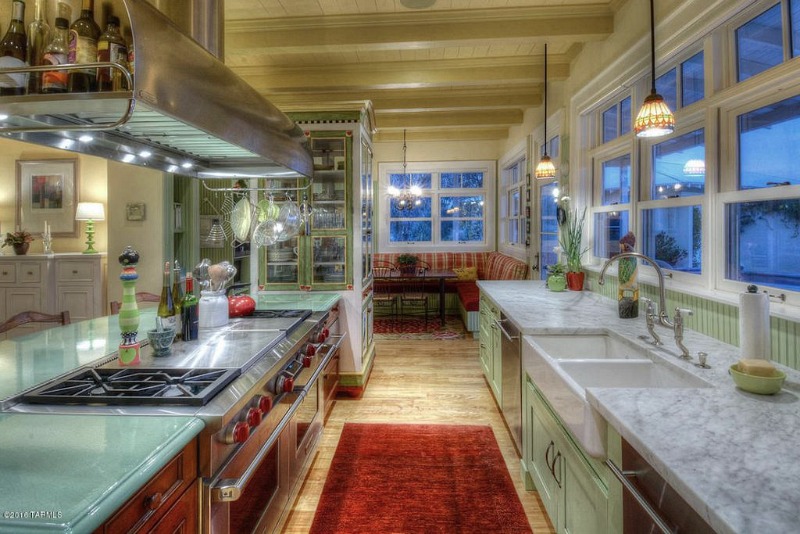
(309, 423, 533, 533)
(373, 315, 467, 340)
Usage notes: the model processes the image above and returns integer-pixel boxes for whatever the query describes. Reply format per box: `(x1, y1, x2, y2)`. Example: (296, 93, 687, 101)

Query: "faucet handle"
(675, 307, 693, 320)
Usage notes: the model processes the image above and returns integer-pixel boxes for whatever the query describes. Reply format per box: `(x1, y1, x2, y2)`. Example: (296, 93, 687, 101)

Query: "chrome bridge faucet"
(599, 252, 693, 360)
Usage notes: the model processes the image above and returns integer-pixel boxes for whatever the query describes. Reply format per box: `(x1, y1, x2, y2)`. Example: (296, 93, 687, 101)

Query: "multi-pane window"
(601, 96, 632, 143)
(655, 51, 705, 110)
(601, 155, 631, 205)
(726, 92, 800, 291)
(594, 154, 632, 259)
(540, 182, 559, 275)
(381, 163, 493, 251)
(736, 3, 783, 82)
(642, 206, 702, 273)
(650, 129, 706, 199)
(500, 160, 525, 249)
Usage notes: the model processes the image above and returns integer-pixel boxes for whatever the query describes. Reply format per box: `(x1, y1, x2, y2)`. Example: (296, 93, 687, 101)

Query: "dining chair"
(0, 311, 71, 335)
(399, 268, 430, 326)
(372, 261, 399, 320)
(110, 292, 162, 315)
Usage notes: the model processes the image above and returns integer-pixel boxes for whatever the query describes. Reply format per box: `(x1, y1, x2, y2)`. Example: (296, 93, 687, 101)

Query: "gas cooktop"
(21, 367, 241, 407)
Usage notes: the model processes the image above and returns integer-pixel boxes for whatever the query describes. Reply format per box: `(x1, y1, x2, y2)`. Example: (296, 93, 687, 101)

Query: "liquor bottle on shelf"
(26, 0, 49, 94)
(96, 15, 127, 92)
(41, 17, 69, 93)
(171, 260, 184, 338)
(0, 0, 28, 96)
(181, 273, 199, 341)
(67, 0, 101, 92)
(156, 261, 177, 332)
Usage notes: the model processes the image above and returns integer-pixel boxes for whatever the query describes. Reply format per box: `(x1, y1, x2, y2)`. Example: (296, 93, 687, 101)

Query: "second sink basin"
(559, 359, 712, 389)
(528, 331, 651, 359)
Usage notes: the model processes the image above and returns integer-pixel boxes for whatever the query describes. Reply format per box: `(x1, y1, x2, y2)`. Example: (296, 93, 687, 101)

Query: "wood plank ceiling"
(224, 0, 624, 142)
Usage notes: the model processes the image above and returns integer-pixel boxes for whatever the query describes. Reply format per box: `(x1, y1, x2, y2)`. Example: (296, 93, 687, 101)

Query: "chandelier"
(387, 130, 422, 210)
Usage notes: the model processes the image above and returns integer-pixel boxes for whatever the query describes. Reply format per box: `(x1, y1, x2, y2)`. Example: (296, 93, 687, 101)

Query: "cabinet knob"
(27, 271, 33, 275)
(1, 271, 7, 275)
(145, 492, 164, 511)
(72, 270, 78, 274)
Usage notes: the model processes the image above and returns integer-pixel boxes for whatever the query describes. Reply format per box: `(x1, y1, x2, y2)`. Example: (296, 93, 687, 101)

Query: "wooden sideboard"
(0, 253, 105, 338)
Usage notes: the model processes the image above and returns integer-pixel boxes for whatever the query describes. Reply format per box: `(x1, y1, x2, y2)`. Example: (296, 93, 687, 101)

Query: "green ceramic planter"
(547, 274, 566, 292)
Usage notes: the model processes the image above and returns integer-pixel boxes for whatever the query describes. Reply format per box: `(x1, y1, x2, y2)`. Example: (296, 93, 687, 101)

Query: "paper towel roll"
(739, 287, 770, 360)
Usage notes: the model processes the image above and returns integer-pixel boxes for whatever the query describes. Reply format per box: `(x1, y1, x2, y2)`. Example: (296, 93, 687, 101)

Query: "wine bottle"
(67, 0, 101, 92)
(0, 0, 28, 96)
(41, 17, 69, 93)
(96, 15, 126, 92)
(171, 260, 183, 338)
(26, 0, 50, 93)
(156, 261, 177, 332)
(181, 273, 199, 341)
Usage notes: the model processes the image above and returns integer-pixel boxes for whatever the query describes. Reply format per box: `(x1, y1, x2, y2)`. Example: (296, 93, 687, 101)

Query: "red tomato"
(228, 295, 256, 317)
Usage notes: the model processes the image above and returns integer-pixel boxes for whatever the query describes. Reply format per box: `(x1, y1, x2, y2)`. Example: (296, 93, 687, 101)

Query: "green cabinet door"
(527, 382, 561, 526)
(562, 440, 609, 534)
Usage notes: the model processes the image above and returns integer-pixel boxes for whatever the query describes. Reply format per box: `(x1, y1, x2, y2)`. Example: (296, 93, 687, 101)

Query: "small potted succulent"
(3, 230, 35, 255)
(396, 253, 420, 275)
(546, 262, 567, 292)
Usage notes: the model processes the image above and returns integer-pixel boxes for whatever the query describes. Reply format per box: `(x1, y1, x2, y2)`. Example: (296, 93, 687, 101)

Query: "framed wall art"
(16, 159, 79, 237)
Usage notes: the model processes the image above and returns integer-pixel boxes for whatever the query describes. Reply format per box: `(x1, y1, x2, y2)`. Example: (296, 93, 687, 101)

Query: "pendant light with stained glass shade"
(634, 0, 675, 138)
(535, 43, 557, 179)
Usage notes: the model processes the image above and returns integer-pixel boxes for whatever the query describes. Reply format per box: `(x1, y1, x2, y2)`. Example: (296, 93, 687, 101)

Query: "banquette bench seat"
(372, 252, 528, 333)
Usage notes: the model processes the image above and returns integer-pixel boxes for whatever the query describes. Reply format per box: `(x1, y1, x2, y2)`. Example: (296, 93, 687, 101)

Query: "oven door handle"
(298, 333, 347, 392)
(210, 396, 302, 503)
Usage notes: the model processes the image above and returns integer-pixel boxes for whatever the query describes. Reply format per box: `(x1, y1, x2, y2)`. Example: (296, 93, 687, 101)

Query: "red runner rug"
(309, 423, 532, 533)
(373, 315, 467, 340)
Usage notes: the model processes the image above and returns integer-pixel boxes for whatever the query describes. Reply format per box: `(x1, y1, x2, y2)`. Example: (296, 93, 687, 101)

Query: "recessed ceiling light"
(122, 154, 136, 163)
(181, 162, 193, 169)
(0, 113, 8, 120)
(139, 150, 152, 158)
(400, 0, 436, 8)
(79, 134, 94, 143)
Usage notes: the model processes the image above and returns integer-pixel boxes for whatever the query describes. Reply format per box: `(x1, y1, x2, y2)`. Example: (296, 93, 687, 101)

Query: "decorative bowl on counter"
(729, 364, 786, 395)
(147, 328, 176, 357)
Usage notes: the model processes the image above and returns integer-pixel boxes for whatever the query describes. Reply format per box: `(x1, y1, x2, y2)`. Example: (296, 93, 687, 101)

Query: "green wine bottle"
(156, 261, 177, 332)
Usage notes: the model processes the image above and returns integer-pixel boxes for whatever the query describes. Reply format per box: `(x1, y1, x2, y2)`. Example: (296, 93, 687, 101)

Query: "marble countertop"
(478, 280, 800, 534)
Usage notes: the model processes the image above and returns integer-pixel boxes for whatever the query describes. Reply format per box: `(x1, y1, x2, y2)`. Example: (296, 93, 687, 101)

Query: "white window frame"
(377, 160, 496, 253)
(498, 150, 527, 258)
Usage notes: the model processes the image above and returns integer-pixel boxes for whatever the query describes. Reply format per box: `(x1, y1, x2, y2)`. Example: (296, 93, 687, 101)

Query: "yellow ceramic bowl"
(729, 364, 786, 395)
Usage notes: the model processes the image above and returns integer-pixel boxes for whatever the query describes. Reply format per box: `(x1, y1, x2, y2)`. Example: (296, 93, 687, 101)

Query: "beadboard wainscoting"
(585, 271, 800, 371)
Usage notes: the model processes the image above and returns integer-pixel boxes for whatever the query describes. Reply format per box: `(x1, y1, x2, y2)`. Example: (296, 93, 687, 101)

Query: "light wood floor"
(277, 335, 556, 533)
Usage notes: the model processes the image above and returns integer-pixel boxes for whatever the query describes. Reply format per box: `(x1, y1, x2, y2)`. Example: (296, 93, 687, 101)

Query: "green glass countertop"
(0, 413, 203, 533)
(0, 310, 159, 402)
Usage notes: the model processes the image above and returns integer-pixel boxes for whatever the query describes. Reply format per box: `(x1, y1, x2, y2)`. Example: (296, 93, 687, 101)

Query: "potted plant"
(396, 253, 420, 275)
(3, 230, 35, 255)
(545, 262, 567, 292)
(559, 207, 588, 290)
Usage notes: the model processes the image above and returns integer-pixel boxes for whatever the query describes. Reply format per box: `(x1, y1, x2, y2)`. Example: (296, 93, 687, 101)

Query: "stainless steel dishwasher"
(496, 313, 522, 455)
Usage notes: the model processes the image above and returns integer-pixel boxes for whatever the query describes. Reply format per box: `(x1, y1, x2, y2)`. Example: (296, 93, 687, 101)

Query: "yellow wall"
(0, 137, 108, 255)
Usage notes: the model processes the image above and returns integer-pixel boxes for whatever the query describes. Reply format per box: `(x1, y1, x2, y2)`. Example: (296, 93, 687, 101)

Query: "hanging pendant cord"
(542, 43, 548, 155)
(649, 0, 657, 93)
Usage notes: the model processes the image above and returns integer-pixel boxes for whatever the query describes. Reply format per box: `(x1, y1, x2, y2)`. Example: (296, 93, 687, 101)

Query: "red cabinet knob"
(302, 354, 313, 368)
(306, 344, 317, 356)
(225, 421, 250, 444)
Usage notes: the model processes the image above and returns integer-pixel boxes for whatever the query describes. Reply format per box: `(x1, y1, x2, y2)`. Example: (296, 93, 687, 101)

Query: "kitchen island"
(478, 280, 800, 534)
(0, 294, 341, 533)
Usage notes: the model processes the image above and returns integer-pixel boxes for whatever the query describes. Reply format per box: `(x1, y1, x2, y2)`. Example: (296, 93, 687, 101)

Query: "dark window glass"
(681, 52, 705, 106)
(441, 172, 484, 188)
(602, 105, 618, 143)
(550, 136, 560, 160)
(642, 206, 702, 273)
(389, 221, 432, 242)
(655, 68, 677, 112)
(594, 211, 630, 259)
(601, 155, 631, 205)
(652, 129, 705, 199)
(738, 94, 800, 189)
(441, 220, 484, 242)
(736, 4, 783, 82)
(620, 96, 632, 136)
(440, 196, 484, 218)
(389, 197, 431, 218)
(390, 172, 432, 189)
(727, 199, 800, 291)
(540, 182, 559, 278)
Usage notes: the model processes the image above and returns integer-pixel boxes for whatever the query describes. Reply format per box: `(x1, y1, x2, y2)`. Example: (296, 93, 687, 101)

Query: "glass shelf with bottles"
(310, 136, 346, 231)
(312, 236, 346, 284)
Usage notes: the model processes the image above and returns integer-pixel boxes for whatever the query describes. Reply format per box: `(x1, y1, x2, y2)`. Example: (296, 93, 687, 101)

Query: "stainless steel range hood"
(0, 0, 312, 179)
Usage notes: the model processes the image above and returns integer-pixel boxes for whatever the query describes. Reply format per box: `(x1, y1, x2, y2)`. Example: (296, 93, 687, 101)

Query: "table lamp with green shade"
(75, 202, 105, 254)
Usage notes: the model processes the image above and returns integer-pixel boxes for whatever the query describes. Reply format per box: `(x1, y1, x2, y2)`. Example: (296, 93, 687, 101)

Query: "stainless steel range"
(1, 306, 344, 534)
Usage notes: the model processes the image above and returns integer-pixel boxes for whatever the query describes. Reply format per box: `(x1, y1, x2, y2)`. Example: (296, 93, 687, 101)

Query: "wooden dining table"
(374, 269, 455, 326)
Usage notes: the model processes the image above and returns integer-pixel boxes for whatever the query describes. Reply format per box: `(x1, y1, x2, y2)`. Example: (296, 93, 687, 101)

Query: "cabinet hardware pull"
(145, 492, 164, 511)
(605, 460, 674, 534)
(27, 271, 33, 275)
(545, 440, 554, 469)
(552, 451, 562, 488)
(72, 270, 78, 274)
